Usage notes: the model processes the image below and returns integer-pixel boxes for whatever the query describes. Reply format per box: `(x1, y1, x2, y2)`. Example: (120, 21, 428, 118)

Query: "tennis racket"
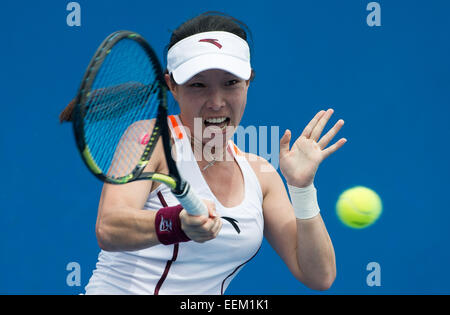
(71, 30, 208, 217)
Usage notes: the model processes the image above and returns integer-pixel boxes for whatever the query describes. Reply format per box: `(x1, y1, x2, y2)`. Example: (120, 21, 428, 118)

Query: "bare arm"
(262, 108, 347, 290)
(95, 132, 163, 252)
(250, 155, 336, 290)
(96, 183, 159, 252)
(95, 120, 221, 251)
(294, 214, 336, 290)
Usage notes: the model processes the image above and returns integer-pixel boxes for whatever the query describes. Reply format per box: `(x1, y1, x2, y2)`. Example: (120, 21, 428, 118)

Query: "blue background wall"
(1, 0, 449, 294)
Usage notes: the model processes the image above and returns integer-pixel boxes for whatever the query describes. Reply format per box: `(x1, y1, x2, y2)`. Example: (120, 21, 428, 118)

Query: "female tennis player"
(68, 12, 347, 295)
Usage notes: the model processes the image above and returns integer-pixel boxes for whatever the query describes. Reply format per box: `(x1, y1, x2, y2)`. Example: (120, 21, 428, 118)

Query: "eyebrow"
(192, 73, 205, 79)
(192, 70, 235, 79)
(189, 71, 237, 81)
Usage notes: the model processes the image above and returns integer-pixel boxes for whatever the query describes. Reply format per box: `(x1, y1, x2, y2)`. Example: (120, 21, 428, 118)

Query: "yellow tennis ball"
(336, 186, 382, 229)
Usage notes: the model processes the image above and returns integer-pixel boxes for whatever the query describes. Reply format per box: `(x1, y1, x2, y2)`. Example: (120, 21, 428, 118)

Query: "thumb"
(203, 199, 217, 218)
(280, 129, 291, 156)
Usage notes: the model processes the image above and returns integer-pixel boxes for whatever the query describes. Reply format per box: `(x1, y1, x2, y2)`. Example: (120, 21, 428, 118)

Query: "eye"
(189, 82, 205, 88)
(225, 79, 239, 86)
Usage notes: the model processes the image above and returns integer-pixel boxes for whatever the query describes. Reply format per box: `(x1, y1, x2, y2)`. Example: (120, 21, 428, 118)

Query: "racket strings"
(88, 86, 143, 175)
(82, 38, 161, 179)
(94, 86, 153, 177)
(110, 120, 153, 177)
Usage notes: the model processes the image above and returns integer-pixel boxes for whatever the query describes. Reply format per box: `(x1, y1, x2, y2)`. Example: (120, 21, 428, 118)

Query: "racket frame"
(73, 31, 168, 185)
(72, 30, 207, 216)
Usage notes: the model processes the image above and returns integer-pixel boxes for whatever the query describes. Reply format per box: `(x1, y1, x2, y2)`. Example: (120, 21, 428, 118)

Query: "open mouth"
(204, 117, 231, 131)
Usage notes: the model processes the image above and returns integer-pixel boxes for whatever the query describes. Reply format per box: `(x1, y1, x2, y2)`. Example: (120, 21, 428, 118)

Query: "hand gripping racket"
(71, 30, 208, 217)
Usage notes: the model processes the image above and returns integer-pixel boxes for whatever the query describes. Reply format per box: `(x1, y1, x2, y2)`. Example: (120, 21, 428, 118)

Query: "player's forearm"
(296, 214, 336, 291)
(96, 206, 160, 252)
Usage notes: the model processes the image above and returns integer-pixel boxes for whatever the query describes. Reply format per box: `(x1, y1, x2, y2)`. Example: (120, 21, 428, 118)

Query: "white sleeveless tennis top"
(84, 115, 264, 295)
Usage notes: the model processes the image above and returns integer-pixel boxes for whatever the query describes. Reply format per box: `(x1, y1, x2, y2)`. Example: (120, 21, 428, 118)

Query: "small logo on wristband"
(159, 216, 173, 232)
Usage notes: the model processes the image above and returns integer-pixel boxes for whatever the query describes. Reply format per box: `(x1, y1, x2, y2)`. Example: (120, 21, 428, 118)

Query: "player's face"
(166, 69, 250, 146)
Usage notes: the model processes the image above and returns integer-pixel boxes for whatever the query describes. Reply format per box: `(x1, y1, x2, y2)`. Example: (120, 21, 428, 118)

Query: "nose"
(205, 87, 226, 111)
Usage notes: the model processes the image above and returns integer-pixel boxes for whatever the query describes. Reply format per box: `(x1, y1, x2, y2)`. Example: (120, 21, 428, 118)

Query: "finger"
(204, 214, 224, 232)
(279, 129, 291, 157)
(193, 216, 212, 233)
(292, 134, 308, 151)
(185, 224, 212, 242)
(317, 119, 345, 149)
(310, 108, 334, 141)
(211, 219, 222, 237)
(300, 110, 326, 138)
(181, 210, 208, 227)
(322, 138, 347, 159)
(194, 218, 221, 241)
(197, 199, 216, 219)
(205, 201, 217, 218)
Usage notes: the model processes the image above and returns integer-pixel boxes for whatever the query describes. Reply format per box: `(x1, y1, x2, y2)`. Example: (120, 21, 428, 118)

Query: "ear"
(164, 73, 178, 100)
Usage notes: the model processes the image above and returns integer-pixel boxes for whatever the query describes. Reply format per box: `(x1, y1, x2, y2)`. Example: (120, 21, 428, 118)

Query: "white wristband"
(288, 183, 320, 220)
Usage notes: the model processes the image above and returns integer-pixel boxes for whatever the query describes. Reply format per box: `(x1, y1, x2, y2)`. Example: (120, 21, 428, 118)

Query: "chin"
(204, 124, 236, 144)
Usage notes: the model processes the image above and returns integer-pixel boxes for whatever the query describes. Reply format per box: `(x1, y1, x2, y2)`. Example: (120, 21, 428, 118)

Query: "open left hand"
(279, 108, 347, 188)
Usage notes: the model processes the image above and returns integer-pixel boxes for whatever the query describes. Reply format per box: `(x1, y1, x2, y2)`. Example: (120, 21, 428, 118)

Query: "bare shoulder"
(243, 152, 276, 172)
(100, 118, 165, 211)
(126, 118, 156, 137)
(243, 152, 281, 198)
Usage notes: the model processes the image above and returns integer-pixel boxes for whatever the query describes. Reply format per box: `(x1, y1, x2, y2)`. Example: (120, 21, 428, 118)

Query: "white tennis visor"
(167, 31, 251, 85)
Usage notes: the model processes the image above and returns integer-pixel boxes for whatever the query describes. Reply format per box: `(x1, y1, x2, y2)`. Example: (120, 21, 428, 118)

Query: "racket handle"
(173, 182, 209, 216)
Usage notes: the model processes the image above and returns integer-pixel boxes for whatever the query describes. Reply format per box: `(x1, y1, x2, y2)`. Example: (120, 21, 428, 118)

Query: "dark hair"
(59, 98, 76, 123)
(167, 11, 252, 51)
(165, 11, 255, 83)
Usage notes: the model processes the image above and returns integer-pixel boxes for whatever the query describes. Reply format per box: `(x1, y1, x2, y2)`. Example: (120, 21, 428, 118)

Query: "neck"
(190, 136, 233, 172)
